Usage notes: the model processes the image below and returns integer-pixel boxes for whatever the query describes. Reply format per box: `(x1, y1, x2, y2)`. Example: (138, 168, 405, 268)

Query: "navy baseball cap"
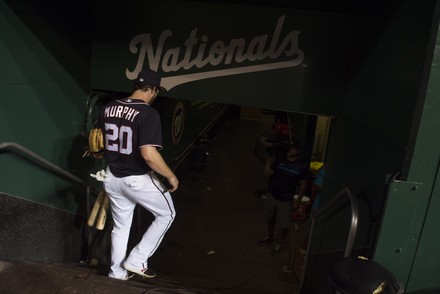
(136, 70, 166, 91)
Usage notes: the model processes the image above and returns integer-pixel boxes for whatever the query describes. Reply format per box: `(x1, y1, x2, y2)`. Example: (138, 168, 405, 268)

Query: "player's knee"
(157, 212, 175, 224)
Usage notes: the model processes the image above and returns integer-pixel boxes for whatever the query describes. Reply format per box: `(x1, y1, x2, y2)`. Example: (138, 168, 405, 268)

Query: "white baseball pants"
(103, 168, 175, 279)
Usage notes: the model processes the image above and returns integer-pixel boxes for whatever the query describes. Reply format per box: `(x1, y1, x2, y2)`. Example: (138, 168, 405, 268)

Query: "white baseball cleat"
(123, 263, 156, 278)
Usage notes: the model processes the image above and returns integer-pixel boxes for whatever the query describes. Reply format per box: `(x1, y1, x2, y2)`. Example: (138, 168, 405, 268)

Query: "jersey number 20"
(104, 123, 133, 155)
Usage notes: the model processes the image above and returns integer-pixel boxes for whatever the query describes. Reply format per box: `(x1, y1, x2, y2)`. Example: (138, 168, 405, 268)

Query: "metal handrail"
(294, 187, 359, 292)
(0, 141, 95, 191)
(0, 141, 100, 221)
(0, 141, 101, 256)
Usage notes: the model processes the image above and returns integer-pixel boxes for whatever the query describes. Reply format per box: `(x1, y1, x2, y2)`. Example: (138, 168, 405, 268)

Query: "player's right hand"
(167, 176, 179, 192)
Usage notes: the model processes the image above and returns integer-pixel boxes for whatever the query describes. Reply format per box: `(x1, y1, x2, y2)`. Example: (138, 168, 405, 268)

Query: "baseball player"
(100, 69, 179, 280)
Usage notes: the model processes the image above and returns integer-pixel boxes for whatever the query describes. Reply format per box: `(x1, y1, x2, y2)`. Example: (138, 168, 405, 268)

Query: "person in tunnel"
(100, 70, 179, 280)
(259, 143, 309, 252)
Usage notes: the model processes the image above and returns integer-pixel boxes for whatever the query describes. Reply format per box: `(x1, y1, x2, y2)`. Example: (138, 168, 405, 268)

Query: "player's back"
(101, 98, 161, 177)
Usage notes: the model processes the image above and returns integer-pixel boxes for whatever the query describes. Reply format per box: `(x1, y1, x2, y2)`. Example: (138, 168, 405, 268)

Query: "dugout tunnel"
(1, 0, 440, 293)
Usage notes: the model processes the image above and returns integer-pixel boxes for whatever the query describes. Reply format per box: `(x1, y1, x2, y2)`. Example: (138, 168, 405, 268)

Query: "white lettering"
(126, 15, 304, 90)
(209, 41, 226, 66)
(247, 35, 268, 61)
(104, 106, 140, 122)
(162, 47, 181, 71)
(126, 30, 173, 79)
(225, 38, 246, 64)
(181, 29, 199, 69)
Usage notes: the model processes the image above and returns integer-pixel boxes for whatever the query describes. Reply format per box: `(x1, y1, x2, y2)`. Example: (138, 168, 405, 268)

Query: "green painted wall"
(312, 0, 438, 255)
(0, 0, 92, 212)
(374, 7, 440, 290)
(405, 18, 440, 290)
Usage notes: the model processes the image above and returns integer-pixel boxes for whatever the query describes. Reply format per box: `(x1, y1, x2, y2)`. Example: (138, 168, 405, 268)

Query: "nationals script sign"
(92, 2, 353, 115)
(126, 16, 304, 91)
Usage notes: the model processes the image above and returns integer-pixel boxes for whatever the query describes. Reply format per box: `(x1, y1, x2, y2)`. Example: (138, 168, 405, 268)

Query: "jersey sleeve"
(137, 110, 163, 149)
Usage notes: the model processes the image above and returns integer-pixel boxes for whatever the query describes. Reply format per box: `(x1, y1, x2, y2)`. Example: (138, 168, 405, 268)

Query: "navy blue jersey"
(100, 98, 162, 177)
(269, 159, 308, 201)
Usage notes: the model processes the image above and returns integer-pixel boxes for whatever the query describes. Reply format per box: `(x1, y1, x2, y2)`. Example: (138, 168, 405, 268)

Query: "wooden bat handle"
(96, 193, 110, 230)
(87, 191, 105, 227)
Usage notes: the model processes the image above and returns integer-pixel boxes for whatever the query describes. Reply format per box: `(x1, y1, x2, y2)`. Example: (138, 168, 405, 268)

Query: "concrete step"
(0, 259, 210, 294)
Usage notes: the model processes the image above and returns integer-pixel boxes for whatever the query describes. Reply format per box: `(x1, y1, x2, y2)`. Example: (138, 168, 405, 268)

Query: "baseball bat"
(87, 191, 105, 227)
(96, 193, 110, 230)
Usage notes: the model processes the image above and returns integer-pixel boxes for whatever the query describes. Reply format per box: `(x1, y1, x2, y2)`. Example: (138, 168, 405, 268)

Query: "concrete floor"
(152, 113, 301, 293)
(0, 111, 302, 294)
